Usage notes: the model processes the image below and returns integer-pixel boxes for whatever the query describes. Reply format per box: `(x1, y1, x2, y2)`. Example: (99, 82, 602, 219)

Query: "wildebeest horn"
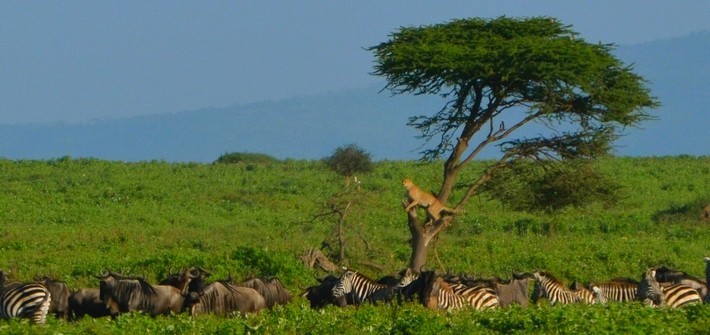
(197, 267, 212, 277)
(187, 268, 200, 278)
(97, 269, 110, 278)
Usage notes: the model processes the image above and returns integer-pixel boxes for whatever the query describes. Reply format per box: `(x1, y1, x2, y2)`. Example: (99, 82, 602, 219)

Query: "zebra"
(0, 271, 52, 324)
(424, 276, 498, 310)
(654, 265, 707, 300)
(638, 268, 701, 308)
(589, 278, 639, 303)
(532, 271, 581, 305)
(331, 269, 387, 305)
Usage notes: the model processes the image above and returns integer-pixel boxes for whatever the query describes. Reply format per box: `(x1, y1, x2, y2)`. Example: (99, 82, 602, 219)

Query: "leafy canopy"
(368, 16, 659, 163)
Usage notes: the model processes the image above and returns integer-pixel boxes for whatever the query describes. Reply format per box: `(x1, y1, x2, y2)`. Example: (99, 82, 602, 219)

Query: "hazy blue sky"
(2, 1, 709, 124)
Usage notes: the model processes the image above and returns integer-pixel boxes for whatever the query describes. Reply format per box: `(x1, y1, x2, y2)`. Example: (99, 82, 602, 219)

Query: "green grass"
(0, 155, 708, 334)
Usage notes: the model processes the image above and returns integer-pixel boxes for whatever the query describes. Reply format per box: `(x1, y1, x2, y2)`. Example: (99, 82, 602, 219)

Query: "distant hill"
(1, 32, 708, 162)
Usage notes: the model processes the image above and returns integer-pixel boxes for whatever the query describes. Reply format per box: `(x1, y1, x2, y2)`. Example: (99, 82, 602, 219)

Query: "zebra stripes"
(427, 277, 498, 310)
(572, 286, 595, 304)
(532, 271, 581, 305)
(0, 282, 52, 324)
(638, 268, 701, 308)
(331, 269, 387, 304)
(590, 279, 639, 303)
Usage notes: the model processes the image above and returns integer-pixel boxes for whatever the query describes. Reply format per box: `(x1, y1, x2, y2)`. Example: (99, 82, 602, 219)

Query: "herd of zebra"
(2, 258, 708, 326)
(0, 267, 291, 325)
(303, 257, 710, 311)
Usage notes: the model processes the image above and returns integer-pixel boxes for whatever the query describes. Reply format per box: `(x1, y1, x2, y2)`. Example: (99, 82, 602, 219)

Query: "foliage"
(323, 144, 374, 180)
(368, 16, 659, 206)
(0, 156, 708, 333)
(482, 159, 621, 212)
(214, 152, 279, 165)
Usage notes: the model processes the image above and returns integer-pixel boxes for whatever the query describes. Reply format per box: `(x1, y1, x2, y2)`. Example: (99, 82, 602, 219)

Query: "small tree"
(318, 145, 374, 263)
(324, 144, 374, 185)
(368, 16, 659, 271)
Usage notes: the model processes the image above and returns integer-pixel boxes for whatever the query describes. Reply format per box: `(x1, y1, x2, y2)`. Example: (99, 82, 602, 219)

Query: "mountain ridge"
(1, 33, 708, 162)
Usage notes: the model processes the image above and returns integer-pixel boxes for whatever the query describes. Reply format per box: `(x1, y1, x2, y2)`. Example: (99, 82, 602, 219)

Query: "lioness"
(402, 178, 458, 222)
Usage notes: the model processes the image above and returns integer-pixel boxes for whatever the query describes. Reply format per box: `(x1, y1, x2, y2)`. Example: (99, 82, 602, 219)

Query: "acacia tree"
(368, 17, 659, 271)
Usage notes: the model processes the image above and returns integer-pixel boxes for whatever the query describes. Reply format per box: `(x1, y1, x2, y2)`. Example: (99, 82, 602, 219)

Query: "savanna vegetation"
(0, 155, 708, 334)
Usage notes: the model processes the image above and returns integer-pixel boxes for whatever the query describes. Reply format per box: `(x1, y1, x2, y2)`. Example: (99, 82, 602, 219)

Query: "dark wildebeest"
(68, 288, 111, 320)
(97, 270, 185, 318)
(237, 277, 291, 308)
(185, 279, 267, 316)
(365, 270, 419, 305)
(654, 266, 707, 300)
(159, 267, 211, 296)
(301, 275, 353, 309)
(489, 272, 535, 308)
(35, 277, 71, 319)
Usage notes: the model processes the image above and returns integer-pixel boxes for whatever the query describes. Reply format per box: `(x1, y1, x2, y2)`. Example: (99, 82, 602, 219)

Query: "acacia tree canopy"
(369, 16, 659, 205)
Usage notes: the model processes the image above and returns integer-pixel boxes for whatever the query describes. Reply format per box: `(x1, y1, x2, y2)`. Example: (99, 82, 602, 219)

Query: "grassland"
(0, 155, 708, 334)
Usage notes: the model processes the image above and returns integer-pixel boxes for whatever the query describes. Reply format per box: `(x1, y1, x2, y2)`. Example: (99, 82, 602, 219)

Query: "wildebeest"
(638, 268, 701, 308)
(489, 272, 535, 308)
(159, 267, 211, 296)
(68, 288, 111, 320)
(301, 275, 352, 309)
(185, 279, 267, 316)
(237, 277, 291, 308)
(35, 277, 71, 319)
(97, 270, 185, 318)
(364, 269, 420, 305)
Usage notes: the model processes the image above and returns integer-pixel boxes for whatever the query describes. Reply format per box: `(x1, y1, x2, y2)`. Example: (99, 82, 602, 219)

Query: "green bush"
(214, 152, 279, 165)
(323, 144, 374, 178)
(483, 159, 621, 213)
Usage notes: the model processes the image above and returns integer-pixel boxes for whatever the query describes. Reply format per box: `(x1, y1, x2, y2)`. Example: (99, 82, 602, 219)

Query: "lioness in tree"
(402, 178, 458, 222)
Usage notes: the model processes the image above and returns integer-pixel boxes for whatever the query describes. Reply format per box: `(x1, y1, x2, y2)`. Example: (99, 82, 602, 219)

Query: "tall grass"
(0, 155, 708, 333)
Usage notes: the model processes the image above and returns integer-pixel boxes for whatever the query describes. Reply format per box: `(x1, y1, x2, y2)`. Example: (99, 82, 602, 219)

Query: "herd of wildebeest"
(1, 256, 709, 325)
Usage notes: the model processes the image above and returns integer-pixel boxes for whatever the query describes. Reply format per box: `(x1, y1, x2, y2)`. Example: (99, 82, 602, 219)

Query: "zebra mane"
(432, 277, 452, 295)
(537, 271, 563, 284)
(607, 277, 640, 285)
(345, 270, 377, 284)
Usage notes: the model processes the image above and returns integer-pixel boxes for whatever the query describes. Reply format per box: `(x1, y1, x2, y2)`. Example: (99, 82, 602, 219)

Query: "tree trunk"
(405, 200, 453, 271)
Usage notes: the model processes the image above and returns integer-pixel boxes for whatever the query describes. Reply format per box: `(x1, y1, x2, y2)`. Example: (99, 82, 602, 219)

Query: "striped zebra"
(705, 257, 710, 304)
(331, 269, 387, 305)
(0, 272, 52, 324)
(589, 278, 639, 303)
(532, 271, 581, 305)
(654, 266, 707, 300)
(425, 276, 498, 310)
(638, 268, 701, 308)
(572, 287, 595, 304)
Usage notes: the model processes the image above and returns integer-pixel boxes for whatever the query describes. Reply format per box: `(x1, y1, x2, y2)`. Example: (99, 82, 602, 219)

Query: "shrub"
(483, 159, 621, 213)
(213, 152, 279, 165)
(323, 144, 373, 179)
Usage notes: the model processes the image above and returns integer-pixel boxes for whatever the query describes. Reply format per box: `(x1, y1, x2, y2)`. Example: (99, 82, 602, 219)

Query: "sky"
(2, 1, 709, 125)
